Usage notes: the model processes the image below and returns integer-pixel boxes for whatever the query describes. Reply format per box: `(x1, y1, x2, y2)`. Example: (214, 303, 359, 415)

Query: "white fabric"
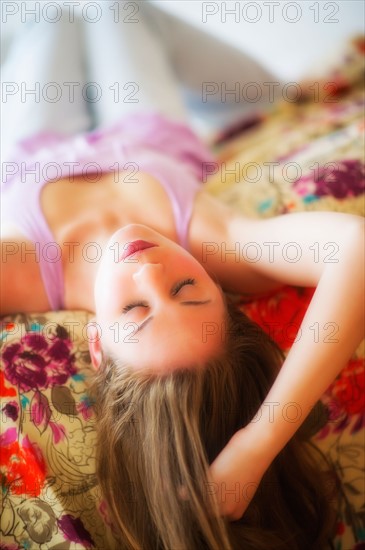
(1, 0, 276, 160)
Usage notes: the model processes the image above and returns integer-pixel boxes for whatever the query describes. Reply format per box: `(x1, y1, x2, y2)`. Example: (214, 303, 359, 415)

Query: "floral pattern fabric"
(1, 312, 117, 549)
(205, 39, 365, 547)
(241, 290, 365, 549)
(1, 36, 365, 550)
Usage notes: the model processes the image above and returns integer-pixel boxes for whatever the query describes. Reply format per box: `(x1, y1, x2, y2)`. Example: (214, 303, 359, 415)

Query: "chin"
(108, 224, 156, 244)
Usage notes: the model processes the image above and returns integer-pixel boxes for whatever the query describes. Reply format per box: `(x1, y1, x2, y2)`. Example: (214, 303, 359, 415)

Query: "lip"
(119, 240, 158, 261)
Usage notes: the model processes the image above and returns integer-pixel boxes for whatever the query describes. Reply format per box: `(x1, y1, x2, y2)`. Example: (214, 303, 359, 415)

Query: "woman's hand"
(207, 425, 274, 521)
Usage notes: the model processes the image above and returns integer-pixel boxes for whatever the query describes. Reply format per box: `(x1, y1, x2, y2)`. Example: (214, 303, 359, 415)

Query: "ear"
(86, 321, 103, 370)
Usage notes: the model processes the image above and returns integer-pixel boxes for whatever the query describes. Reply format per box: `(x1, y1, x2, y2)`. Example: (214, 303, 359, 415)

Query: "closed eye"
(122, 278, 196, 313)
(122, 301, 148, 313)
(171, 278, 196, 295)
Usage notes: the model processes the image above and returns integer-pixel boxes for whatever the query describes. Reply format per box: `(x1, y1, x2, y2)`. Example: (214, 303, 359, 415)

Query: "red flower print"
(2, 326, 76, 392)
(331, 358, 365, 416)
(0, 428, 46, 497)
(0, 371, 16, 397)
(242, 286, 314, 351)
(294, 159, 365, 200)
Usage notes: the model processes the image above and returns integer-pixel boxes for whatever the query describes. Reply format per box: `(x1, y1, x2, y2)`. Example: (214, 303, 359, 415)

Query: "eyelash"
(122, 278, 196, 313)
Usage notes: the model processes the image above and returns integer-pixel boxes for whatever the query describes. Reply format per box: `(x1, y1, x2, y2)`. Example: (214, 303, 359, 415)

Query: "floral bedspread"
(1, 37, 364, 550)
(0, 312, 117, 550)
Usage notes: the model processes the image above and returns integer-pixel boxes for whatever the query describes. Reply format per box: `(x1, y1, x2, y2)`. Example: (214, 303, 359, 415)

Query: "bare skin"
(1, 169, 282, 314)
(1, 169, 364, 520)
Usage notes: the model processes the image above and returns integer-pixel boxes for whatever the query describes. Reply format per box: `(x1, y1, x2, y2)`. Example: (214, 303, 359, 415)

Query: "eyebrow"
(134, 299, 212, 335)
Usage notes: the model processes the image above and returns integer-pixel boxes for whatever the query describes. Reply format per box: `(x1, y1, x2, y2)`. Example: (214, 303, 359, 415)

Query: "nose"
(132, 263, 165, 290)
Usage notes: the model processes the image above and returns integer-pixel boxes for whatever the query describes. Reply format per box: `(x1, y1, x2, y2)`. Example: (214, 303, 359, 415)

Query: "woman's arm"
(0, 237, 51, 315)
(202, 205, 364, 519)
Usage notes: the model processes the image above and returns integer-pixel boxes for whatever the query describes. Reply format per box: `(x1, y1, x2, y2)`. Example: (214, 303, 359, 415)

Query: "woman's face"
(93, 224, 226, 373)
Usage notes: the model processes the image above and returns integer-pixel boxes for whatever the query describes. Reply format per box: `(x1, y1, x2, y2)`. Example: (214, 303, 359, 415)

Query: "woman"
(1, 3, 364, 549)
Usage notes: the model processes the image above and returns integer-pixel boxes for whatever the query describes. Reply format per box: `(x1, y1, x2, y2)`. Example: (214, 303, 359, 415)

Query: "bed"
(1, 36, 364, 550)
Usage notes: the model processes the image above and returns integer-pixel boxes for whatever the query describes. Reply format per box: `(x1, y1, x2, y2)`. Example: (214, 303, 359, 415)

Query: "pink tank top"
(2, 112, 215, 310)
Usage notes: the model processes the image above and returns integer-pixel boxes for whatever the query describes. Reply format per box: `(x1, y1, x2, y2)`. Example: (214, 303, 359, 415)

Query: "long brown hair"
(90, 300, 338, 549)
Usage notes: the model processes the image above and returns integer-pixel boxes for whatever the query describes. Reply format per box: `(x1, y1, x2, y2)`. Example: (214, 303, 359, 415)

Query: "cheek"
(103, 318, 137, 344)
(170, 253, 203, 275)
(95, 264, 128, 307)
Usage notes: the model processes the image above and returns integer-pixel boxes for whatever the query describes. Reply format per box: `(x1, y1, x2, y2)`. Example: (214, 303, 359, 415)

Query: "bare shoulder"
(1, 228, 51, 314)
(188, 191, 234, 258)
(188, 192, 284, 296)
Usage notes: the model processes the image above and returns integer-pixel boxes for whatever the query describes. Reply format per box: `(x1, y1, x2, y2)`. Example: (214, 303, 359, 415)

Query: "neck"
(61, 220, 119, 312)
